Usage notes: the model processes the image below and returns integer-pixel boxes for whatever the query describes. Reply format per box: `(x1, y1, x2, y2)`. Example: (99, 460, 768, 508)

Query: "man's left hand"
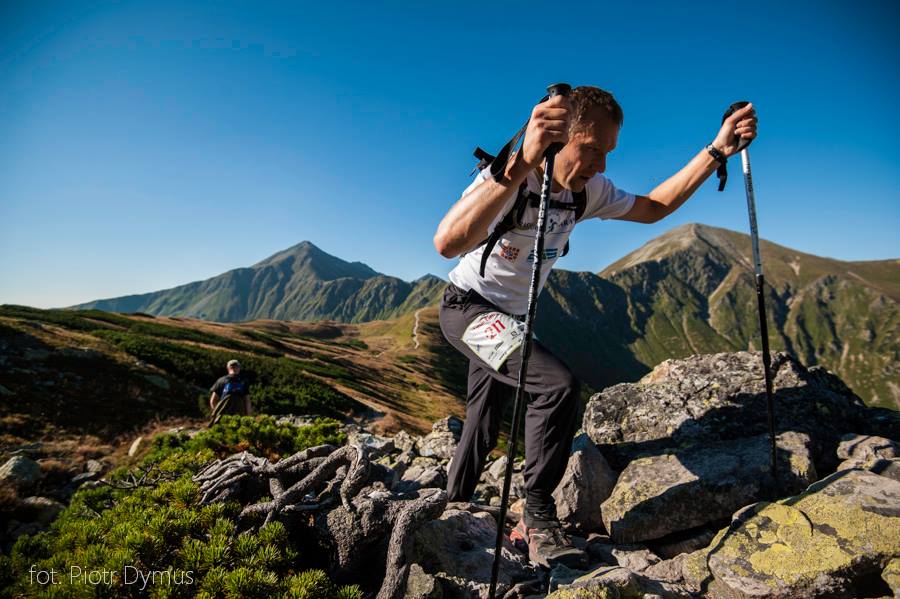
(712, 103, 758, 157)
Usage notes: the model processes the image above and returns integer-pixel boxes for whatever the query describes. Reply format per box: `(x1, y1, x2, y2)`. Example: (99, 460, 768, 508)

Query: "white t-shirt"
(448, 168, 635, 315)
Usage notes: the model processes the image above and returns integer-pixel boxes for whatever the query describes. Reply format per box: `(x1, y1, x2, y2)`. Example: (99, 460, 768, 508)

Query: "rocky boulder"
(16, 496, 66, 526)
(546, 564, 693, 598)
(552, 434, 617, 532)
(835, 433, 899, 471)
(416, 416, 463, 460)
(601, 432, 816, 543)
(582, 351, 894, 473)
(0, 456, 41, 493)
(408, 507, 537, 597)
(682, 468, 900, 598)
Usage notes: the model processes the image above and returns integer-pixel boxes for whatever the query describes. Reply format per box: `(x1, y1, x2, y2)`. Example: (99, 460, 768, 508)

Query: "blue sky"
(1, 0, 898, 308)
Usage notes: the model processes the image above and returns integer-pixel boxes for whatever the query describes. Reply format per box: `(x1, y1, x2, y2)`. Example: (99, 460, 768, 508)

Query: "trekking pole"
(488, 82, 571, 599)
(722, 101, 777, 483)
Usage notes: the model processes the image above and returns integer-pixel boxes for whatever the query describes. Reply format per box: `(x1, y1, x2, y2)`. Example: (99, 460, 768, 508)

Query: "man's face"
(555, 109, 619, 192)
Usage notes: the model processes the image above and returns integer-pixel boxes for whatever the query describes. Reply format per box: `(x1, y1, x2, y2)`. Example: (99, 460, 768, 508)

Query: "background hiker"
(209, 359, 253, 425)
(433, 85, 757, 568)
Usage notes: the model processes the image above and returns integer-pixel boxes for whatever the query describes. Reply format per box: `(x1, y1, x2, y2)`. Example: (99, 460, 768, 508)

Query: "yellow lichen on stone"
(707, 472, 900, 593)
(790, 486, 899, 555)
(789, 452, 811, 477)
(881, 557, 900, 593)
(758, 529, 777, 545)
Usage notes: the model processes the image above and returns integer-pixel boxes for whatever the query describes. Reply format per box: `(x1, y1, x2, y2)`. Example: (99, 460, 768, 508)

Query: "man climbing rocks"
(209, 359, 253, 426)
(433, 85, 757, 568)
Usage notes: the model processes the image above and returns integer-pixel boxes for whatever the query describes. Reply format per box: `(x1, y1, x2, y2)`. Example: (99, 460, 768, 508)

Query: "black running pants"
(438, 283, 580, 526)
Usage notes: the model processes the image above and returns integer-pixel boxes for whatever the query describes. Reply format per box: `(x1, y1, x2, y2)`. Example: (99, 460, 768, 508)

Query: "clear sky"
(2, 0, 898, 308)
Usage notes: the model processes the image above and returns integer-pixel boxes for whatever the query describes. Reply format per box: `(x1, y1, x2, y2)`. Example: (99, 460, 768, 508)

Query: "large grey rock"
(0, 456, 41, 493)
(585, 534, 661, 573)
(486, 456, 509, 483)
(582, 352, 891, 473)
(349, 432, 396, 457)
(404, 563, 443, 598)
(392, 430, 418, 454)
(417, 416, 463, 460)
(681, 469, 900, 598)
(18, 496, 65, 525)
(835, 433, 899, 471)
(397, 457, 446, 492)
(408, 508, 536, 598)
(546, 564, 693, 598)
(552, 434, 617, 533)
(602, 432, 816, 543)
(871, 458, 900, 484)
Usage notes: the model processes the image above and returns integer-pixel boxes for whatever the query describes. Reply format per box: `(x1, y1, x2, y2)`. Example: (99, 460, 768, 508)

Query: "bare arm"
(433, 153, 532, 258)
(618, 103, 758, 224)
(434, 95, 573, 258)
(618, 149, 720, 223)
(209, 392, 218, 411)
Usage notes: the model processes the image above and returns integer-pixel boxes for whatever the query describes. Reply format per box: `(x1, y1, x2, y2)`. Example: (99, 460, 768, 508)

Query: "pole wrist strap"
(706, 143, 728, 191)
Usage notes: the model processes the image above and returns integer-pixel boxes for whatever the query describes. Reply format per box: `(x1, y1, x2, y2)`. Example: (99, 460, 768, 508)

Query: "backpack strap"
(478, 181, 530, 277)
(559, 188, 587, 258)
(478, 186, 588, 273)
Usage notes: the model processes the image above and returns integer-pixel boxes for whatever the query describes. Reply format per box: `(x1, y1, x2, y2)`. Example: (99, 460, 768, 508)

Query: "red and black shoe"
(511, 518, 588, 569)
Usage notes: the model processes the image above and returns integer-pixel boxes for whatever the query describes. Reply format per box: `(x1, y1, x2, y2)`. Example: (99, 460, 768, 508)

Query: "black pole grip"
(722, 100, 753, 153)
(545, 83, 572, 157)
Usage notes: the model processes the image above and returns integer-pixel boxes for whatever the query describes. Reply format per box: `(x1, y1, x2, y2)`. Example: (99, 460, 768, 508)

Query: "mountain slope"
(73, 242, 445, 323)
(538, 223, 899, 409)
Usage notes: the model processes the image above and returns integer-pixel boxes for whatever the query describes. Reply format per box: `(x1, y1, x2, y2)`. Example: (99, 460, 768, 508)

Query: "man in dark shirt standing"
(209, 359, 253, 426)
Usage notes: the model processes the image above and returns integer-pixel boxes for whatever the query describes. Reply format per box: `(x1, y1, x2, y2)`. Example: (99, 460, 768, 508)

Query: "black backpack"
(470, 143, 587, 277)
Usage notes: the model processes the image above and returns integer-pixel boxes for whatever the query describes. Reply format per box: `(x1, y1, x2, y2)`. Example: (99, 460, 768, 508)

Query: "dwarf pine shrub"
(91, 331, 360, 418)
(2, 417, 359, 598)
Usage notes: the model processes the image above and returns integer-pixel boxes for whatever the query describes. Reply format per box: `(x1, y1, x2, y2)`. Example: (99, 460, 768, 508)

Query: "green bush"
(92, 331, 361, 419)
(142, 415, 346, 463)
(3, 418, 359, 598)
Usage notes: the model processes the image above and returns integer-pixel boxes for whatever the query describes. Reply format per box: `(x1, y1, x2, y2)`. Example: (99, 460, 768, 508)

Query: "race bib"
(462, 311, 526, 371)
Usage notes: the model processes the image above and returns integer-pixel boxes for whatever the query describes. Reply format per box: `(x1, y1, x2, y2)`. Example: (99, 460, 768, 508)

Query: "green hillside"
(0, 305, 467, 452)
(538, 223, 899, 409)
(72, 241, 445, 324)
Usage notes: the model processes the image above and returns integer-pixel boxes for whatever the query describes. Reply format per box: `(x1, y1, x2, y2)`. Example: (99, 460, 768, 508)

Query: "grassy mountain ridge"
(0, 305, 466, 451)
(62, 223, 898, 409)
(72, 241, 446, 324)
(538, 223, 899, 409)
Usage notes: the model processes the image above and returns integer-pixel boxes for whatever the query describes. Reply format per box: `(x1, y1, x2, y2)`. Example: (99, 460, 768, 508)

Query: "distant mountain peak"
(251, 241, 378, 281)
(71, 240, 445, 323)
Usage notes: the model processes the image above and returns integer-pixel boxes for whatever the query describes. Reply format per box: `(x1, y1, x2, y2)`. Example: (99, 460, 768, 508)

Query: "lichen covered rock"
(835, 433, 899, 471)
(408, 508, 535, 597)
(682, 468, 900, 598)
(546, 564, 693, 598)
(582, 351, 888, 474)
(601, 432, 816, 543)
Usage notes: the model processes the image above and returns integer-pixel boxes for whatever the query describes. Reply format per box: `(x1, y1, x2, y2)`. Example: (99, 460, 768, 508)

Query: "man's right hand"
(521, 95, 572, 168)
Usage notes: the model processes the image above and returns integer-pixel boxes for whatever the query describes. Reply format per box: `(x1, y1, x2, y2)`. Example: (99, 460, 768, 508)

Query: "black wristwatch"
(705, 143, 726, 166)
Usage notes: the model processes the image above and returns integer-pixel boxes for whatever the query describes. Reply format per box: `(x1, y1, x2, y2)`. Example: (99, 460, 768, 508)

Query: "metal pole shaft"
(488, 153, 554, 599)
(741, 148, 777, 481)
(489, 83, 570, 598)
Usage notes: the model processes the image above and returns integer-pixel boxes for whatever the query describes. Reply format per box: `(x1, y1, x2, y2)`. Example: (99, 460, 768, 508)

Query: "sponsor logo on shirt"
(526, 248, 559, 263)
(499, 241, 520, 262)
